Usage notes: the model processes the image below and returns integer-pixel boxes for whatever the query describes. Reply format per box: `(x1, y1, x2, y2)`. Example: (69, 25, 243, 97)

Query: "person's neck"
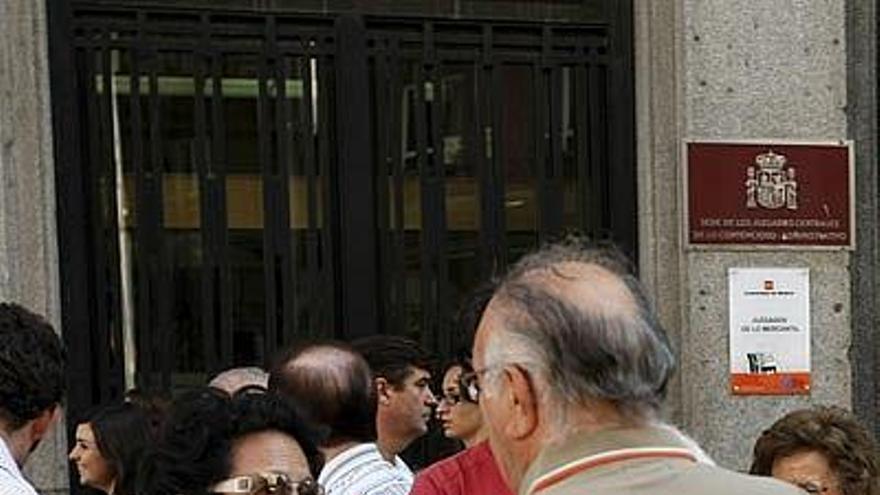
(0, 425, 32, 467)
(376, 436, 407, 463)
(461, 428, 489, 449)
(321, 440, 362, 463)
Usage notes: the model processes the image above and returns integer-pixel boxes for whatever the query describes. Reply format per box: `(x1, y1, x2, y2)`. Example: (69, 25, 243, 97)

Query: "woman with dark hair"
(750, 406, 879, 495)
(435, 356, 484, 448)
(69, 402, 157, 495)
(138, 387, 324, 495)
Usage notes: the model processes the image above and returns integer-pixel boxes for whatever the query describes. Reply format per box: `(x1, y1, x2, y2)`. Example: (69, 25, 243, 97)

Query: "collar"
(521, 425, 698, 495)
(0, 435, 25, 480)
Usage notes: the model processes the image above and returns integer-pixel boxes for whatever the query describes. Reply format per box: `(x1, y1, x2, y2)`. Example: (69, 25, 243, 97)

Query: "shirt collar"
(520, 425, 697, 495)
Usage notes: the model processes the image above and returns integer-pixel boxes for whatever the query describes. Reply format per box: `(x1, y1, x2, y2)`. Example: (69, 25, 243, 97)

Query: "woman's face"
(771, 449, 842, 495)
(68, 423, 115, 493)
(435, 365, 483, 445)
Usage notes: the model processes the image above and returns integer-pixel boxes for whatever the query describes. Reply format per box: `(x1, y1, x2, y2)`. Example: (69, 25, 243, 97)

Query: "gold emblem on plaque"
(745, 150, 797, 210)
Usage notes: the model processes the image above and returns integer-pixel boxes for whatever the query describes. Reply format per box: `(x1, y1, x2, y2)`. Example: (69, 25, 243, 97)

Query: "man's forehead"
(406, 366, 431, 381)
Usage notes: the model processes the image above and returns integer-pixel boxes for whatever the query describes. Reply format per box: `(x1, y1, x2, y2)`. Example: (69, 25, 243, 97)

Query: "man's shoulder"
(0, 469, 38, 495)
(681, 464, 803, 495)
(320, 444, 412, 495)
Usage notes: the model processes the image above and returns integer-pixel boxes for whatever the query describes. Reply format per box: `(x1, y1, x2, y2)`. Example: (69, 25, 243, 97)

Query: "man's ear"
(502, 366, 539, 440)
(375, 377, 392, 406)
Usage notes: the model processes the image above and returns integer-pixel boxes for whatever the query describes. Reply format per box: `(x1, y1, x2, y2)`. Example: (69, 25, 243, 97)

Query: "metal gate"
(47, 0, 634, 466)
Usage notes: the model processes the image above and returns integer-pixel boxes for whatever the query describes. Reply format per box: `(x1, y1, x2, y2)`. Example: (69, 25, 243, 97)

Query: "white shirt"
(391, 455, 414, 483)
(0, 437, 38, 495)
(318, 443, 412, 495)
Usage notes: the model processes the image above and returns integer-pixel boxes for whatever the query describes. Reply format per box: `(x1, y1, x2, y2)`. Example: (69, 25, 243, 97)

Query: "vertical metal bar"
(373, 37, 393, 335)
(299, 44, 320, 338)
(574, 62, 591, 234)
(84, 42, 111, 400)
(258, 18, 279, 362)
(148, 49, 171, 392)
(476, 27, 495, 278)
(129, 38, 149, 392)
(587, 50, 604, 239)
(318, 50, 339, 337)
(533, 62, 549, 241)
(414, 25, 433, 344)
(388, 38, 407, 337)
(546, 62, 564, 236)
(211, 50, 233, 366)
(334, 14, 378, 340)
(608, 0, 637, 259)
(194, 16, 215, 373)
(491, 60, 508, 269)
(275, 54, 296, 349)
(427, 60, 450, 359)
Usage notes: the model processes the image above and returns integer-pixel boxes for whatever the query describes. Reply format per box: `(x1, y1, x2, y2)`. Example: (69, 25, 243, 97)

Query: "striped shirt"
(0, 437, 38, 495)
(318, 443, 412, 495)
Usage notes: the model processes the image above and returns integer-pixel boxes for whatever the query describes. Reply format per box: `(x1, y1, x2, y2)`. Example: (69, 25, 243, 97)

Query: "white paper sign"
(729, 267, 810, 395)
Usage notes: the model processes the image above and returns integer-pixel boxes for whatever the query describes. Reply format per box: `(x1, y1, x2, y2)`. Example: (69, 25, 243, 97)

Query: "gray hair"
(484, 238, 676, 424)
(208, 366, 269, 395)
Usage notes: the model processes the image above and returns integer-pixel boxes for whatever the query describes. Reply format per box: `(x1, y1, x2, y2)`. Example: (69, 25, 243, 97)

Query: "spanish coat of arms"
(745, 150, 798, 210)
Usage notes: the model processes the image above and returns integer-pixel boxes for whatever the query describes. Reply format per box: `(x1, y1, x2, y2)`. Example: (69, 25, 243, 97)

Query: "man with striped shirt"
(269, 342, 410, 495)
(0, 303, 65, 495)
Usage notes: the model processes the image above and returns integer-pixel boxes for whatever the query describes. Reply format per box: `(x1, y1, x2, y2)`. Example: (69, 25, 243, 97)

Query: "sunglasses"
(210, 472, 324, 495)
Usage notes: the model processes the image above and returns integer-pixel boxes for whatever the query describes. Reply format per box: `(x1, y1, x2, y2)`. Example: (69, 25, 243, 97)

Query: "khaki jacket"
(519, 425, 803, 495)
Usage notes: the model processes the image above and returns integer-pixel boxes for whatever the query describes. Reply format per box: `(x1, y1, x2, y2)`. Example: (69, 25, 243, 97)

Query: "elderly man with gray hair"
(470, 239, 801, 495)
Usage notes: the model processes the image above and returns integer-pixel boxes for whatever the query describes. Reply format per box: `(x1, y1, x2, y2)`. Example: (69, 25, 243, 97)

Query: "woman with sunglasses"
(410, 283, 513, 495)
(435, 359, 485, 448)
(138, 388, 325, 495)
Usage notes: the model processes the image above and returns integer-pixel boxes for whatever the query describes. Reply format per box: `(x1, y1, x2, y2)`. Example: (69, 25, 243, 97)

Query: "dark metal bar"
(194, 16, 215, 373)
(388, 38, 407, 337)
(210, 50, 234, 366)
(574, 63, 591, 233)
(275, 52, 296, 349)
(258, 19, 279, 361)
(586, 52, 604, 240)
(147, 49, 172, 392)
(317, 49, 339, 337)
(607, 0, 637, 259)
(533, 62, 549, 241)
(372, 37, 393, 335)
(476, 26, 496, 279)
(491, 60, 508, 269)
(334, 14, 378, 340)
(414, 32, 433, 343)
(97, 37, 123, 399)
(546, 64, 565, 235)
(299, 43, 320, 339)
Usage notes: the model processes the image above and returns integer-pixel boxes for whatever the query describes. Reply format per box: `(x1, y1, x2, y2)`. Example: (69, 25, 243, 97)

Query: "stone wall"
(637, 0, 860, 470)
(0, 0, 67, 492)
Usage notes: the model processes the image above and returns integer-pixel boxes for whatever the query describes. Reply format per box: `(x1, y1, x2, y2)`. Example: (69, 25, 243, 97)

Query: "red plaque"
(684, 140, 854, 249)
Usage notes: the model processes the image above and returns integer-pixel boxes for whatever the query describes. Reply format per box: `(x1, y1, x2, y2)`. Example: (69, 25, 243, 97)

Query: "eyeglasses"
(210, 472, 324, 495)
(460, 362, 535, 403)
(439, 392, 464, 406)
(794, 481, 831, 495)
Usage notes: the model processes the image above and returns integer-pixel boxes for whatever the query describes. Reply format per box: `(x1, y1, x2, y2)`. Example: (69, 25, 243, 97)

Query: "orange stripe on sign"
(528, 448, 697, 494)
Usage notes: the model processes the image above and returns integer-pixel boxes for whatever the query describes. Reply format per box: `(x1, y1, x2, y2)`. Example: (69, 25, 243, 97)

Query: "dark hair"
(137, 388, 234, 495)
(230, 393, 323, 477)
(269, 342, 376, 445)
(0, 302, 66, 429)
(351, 335, 433, 387)
(82, 402, 158, 495)
(488, 237, 676, 420)
(139, 388, 323, 495)
(750, 406, 879, 495)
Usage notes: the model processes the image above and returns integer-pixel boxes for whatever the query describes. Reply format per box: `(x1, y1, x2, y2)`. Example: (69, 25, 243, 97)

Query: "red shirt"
(410, 442, 514, 495)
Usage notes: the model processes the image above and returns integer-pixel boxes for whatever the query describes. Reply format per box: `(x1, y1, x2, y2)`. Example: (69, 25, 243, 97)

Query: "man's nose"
(425, 388, 437, 405)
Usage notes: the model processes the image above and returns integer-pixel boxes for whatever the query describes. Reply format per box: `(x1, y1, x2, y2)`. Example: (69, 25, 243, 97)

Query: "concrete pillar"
(0, 0, 67, 493)
(637, 0, 855, 469)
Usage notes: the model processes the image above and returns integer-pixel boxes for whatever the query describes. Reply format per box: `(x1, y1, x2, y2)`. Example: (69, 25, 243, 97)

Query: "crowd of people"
(1, 238, 879, 495)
